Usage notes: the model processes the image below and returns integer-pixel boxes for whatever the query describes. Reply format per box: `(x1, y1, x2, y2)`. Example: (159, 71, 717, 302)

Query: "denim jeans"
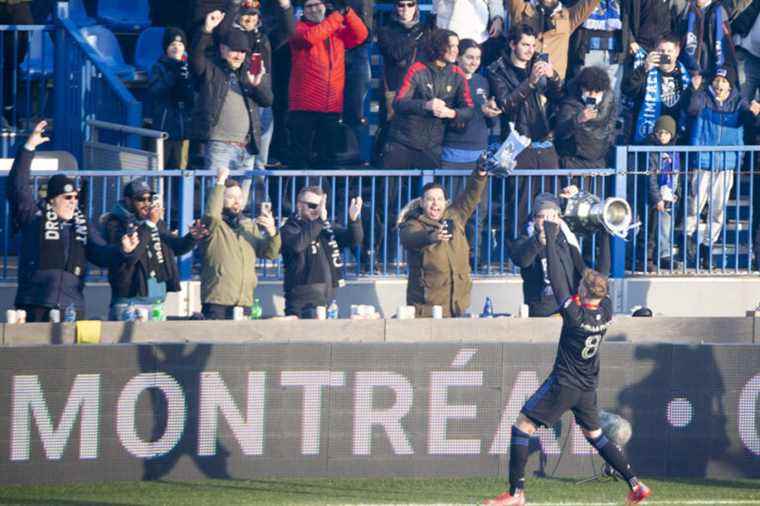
(255, 106, 274, 169)
(204, 140, 256, 171)
(737, 49, 760, 101)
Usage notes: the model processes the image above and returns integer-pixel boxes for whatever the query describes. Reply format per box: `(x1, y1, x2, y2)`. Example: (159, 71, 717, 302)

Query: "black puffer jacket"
(376, 13, 431, 91)
(387, 61, 474, 157)
(488, 53, 564, 141)
(102, 202, 197, 300)
(554, 84, 617, 168)
(189, 30, 274, 150)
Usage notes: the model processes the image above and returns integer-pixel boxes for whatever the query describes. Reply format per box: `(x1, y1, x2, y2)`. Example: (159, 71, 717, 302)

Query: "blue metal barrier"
(620, 145, 759, 275)
(0, 168, 621, 283)
(52, 11, 142, 163)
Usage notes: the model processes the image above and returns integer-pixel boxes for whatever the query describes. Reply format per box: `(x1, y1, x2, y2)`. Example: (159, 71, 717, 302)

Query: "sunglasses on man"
(300, 201, 320, 210)
(397, 1, 416, 6)
(61, 194, 78, 201)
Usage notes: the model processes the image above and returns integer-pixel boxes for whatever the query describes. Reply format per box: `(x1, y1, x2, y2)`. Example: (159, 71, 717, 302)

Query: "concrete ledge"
(1, 316, 755, 346)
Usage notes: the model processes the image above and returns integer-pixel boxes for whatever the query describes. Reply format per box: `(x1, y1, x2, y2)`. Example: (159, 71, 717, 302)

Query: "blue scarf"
(634, 62, 691, 143)
(684, 1, 726, 74)
(583, 0, 622, 31)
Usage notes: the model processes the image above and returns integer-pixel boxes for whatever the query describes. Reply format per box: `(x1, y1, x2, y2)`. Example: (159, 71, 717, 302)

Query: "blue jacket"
(688, 87, 751, 170)
(6, 148, 124, 311)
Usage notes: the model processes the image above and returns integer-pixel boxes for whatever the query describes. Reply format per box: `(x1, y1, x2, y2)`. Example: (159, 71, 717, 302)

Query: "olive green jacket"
(200, 184, 281, 306)
(399, 170, 487, 317)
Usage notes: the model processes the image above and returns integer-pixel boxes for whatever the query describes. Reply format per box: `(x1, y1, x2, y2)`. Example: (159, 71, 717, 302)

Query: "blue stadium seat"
(80, 25, 137, 80)
(97, 0, 151, 32)
(134, 27, 166, 73)
(68, 0, 97, 27)
(21, 31, 54, 77)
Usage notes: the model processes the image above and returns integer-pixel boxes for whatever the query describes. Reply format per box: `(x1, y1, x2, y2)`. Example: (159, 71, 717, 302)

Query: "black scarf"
(320, 219, 345, 288)
(222, 208, 241, 228)
(142, 222, 170, 282)
(39, 201, 88, 277)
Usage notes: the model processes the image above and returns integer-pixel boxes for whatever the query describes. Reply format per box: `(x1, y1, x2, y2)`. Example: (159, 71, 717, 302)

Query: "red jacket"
(289, 9, 368, 113)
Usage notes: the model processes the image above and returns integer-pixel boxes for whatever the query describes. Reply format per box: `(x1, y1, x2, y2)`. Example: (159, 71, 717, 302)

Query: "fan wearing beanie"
(5, 121, 140, 322)
(147, 27, 194, 169)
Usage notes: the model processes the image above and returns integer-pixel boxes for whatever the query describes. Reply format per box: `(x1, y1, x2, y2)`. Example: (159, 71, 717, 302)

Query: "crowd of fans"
(5, 0, 760, 320)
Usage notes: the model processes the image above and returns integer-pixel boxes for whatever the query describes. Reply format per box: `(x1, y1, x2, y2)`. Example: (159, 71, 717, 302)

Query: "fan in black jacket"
(280, 186, 363, 318)
(6, 121, 139, 321)
(380, 28, 474, 169)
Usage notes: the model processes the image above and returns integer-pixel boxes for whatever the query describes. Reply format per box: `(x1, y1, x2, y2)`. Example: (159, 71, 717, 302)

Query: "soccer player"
(484, 218, 651, 506)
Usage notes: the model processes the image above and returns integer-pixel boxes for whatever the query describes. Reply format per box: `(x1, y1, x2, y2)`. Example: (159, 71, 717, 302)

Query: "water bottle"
(150, 302, 165, 321)
(250, 298, 263, 320)
(63, 303, 77, 322)
(481, 297, 494, 318)
(122, 303, 136, 322)
(327, 300, 339, 319)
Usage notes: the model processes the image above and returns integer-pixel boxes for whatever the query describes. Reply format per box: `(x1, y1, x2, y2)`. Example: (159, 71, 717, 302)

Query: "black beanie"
(47, 174, 78, 200)
(162, 27, 188, 53)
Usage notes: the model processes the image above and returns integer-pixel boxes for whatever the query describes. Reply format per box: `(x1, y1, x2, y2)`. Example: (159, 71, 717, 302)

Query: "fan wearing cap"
(5, 121, 139, 322)
(147, 27, 194, 170)
(510, 189, 610, 317)
(684, 67, 760, 269)
(101, 179, 208, 320)
(214, 0, 296, 174)
(190, 10, 273, 177)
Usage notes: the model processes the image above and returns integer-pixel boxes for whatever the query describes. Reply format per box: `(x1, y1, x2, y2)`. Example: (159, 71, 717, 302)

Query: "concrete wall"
(2, 275, 760, 320)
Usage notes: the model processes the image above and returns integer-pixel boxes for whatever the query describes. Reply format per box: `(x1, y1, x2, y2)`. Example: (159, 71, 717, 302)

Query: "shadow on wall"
(137, 343, 230, 480)
(618, 344, 731, 477)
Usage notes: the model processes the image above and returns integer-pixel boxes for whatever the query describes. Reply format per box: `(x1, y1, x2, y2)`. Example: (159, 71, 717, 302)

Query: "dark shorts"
(520, 375, 601, 431)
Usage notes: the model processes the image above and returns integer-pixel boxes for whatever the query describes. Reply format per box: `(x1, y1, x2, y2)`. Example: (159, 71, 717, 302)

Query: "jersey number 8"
(581, 334, 602, 359)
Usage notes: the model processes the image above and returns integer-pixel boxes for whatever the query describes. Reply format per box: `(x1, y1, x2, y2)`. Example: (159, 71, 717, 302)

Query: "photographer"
(623, 33, 693, 143)
(6, 121, 139, 321)
(506, 0, 601, 79)
(398, 164, 488, 317)
(555, 65, 617, 169)
(200, 166, 281, 319)
(280, 187, 363, 318)
(489, 24, 564, 227)
(191, 11, 272, 174)
(102, 181, 208, 320)
(509, 191, 610, 317)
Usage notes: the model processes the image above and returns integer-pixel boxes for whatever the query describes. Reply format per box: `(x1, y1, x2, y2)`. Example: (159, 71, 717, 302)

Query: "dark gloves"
(544, 220, 560, 241)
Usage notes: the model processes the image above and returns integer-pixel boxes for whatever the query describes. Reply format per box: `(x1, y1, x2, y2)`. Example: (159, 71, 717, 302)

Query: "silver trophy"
(481, 123, 531, 176)
(563, 191, 638, 240)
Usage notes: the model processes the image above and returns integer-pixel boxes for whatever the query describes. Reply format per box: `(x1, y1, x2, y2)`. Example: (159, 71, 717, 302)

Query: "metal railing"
(0, 168, 618, 282)
(52, 10, 142, 164)
(621, 145, 759, 275)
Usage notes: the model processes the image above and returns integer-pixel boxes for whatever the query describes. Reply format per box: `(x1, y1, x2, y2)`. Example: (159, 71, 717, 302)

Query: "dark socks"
(508, 426, 531, 495)
(587, 433, 637, 487)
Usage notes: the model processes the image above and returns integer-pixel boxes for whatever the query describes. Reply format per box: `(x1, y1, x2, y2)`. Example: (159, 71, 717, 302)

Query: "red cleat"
(483, 490, 526, 506)
(626, 482, 652, 504)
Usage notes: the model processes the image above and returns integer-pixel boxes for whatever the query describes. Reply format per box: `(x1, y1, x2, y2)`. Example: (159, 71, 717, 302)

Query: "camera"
(582, 95, 599, 108)
(536, 52, 549, 63)
(442, 219, 455, 234)
(658, 53, 672, 65)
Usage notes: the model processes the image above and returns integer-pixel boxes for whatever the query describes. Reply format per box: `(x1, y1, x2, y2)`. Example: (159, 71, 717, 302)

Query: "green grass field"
(0, 476, 758, 506)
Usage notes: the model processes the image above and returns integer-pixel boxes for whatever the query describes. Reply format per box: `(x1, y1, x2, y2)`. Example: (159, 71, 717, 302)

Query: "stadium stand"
(97, 0, 151, 32)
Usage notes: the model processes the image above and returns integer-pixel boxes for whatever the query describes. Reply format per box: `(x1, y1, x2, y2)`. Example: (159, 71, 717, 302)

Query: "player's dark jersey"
(552, 294, 613, 391)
